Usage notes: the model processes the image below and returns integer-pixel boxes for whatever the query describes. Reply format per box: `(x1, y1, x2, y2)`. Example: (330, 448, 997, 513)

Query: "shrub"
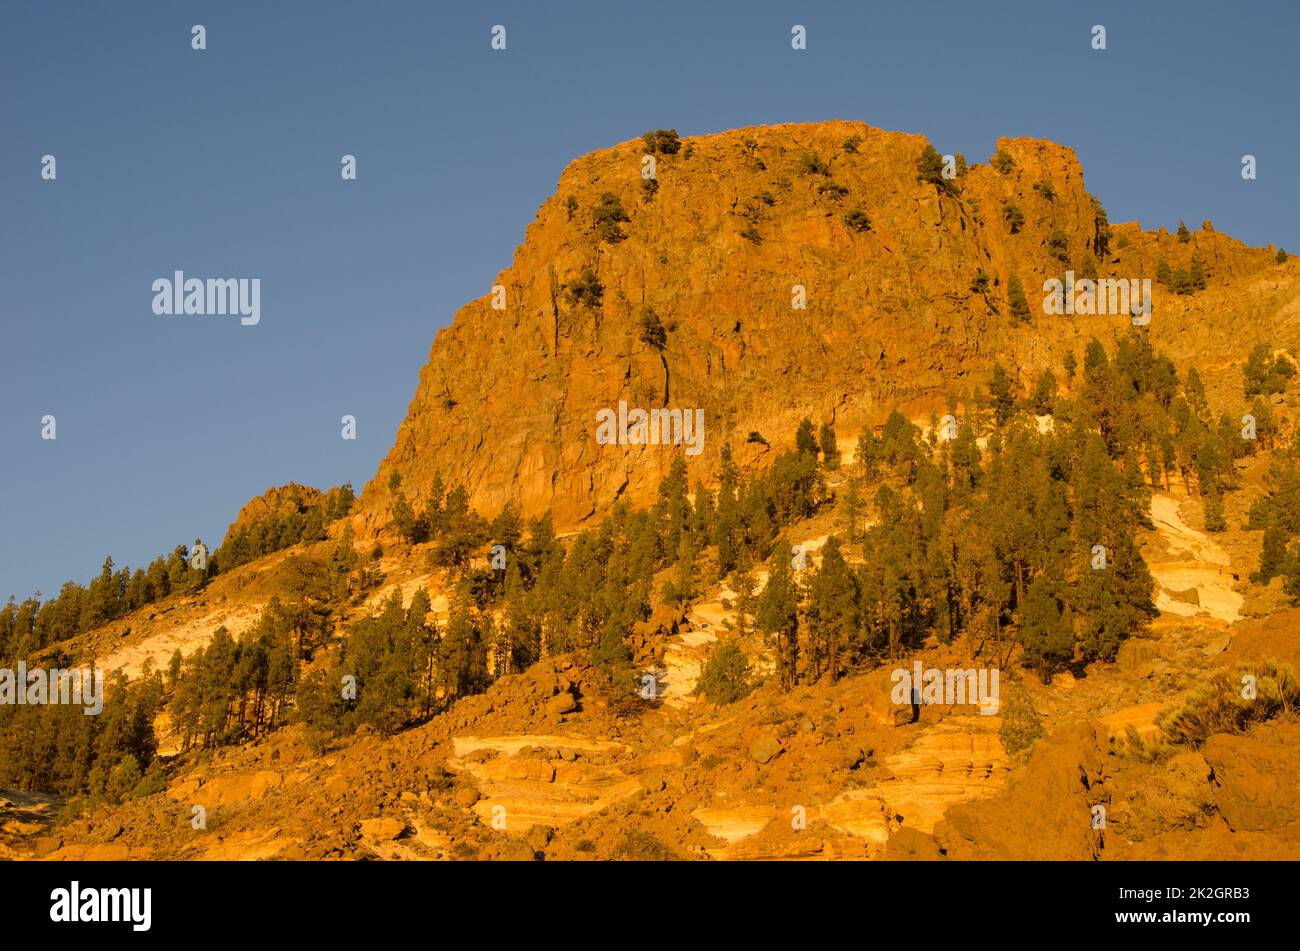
(1007, 274, 1031, 323)
(798, 152, 830, 176)
(642, 129, 682, 155)
(842, 135, 861, 153)
(1003, 202, 1024, 234)
(915, 144, 947, 186)
(843, 208, 872, 233)
(640, 178, 658, 202)
(104, 755, 144, 805)
(592, 192, 629, 243)
(1158, 660, 1299, 747)
(999, 683, 1044, 755)
(1032, 181, 1057, 202)
(970, 271, 990, 293)
(1278, 248, 1289, 264)
(818, 180, 849, 199)
(638, 306, 667, 350)
(1048, 226, 1069, 263)
(613, 830, 681, 860)
(565, 268, 604, 309)
(1090, 194, 1112, 257)
(991, 149, 1015, 174)
(739, 226, 762, 244)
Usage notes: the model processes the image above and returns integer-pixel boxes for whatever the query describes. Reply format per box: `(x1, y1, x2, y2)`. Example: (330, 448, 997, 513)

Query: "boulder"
(359, 817, 408, 841)
(748, 732, 783, 764)
(1203, 725, 1300, 833)
(1202, 634, 1232, 656)
(546, 690, 578, 716)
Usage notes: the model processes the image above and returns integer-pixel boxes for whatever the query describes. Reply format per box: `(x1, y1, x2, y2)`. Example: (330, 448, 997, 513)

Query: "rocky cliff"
(358, 120, 1297, 530)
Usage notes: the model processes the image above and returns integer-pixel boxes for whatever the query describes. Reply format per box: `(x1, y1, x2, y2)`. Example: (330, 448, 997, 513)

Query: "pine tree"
(915, 144, 954, 193)
(819, 421, 840, 469)
(856, 429, 880, 482)
(795, 418, 820, 457)
(988, 363, 1017, 425)
(1031, 368, 1058, 415)
(806, 537, 859, 680)
(389, 490, 421, 543)
(424, 474, 447, 537)
(843, 479, 864, 542)
(756, 538, 801, 688)
(714, 446, 741, 578)
(1204, 486, 1227, 532)
(695, 640, 753, 704)
(1019, 572, 1073, 682)
(1244, 343, 1275, 396)
(441, 602, 488, 706)
(1063, 351, 1078, 382)
(658, 456, 691, 561)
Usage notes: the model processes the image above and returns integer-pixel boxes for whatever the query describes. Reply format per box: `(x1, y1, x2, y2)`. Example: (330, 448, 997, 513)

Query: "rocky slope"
(11, 461, 1300, 863)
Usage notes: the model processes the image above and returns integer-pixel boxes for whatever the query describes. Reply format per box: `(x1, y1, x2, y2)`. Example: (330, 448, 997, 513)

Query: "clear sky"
(3, 0, 1297, 601)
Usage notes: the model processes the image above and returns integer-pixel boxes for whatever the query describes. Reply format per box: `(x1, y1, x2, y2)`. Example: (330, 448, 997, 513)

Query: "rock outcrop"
(357, 120, 1298, 533)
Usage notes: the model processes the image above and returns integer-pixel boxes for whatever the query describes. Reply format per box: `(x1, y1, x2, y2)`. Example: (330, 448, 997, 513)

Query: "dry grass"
(1157, 660, 1299, 747)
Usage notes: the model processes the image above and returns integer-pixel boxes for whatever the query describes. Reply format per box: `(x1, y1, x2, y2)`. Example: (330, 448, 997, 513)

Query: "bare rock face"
(1203, 724, 1300, 834)
(355, 120, 1299, 535)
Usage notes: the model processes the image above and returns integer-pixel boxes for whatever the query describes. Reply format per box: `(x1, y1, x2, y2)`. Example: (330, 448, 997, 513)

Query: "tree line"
(0, 484, 354, 663)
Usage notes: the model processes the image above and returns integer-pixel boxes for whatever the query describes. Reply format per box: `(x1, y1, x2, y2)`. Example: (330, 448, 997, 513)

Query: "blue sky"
(2, 0, 1297, 600)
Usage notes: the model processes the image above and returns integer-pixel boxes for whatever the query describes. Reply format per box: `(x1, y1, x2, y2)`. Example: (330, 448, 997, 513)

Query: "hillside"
(4, 121, 1300, 863)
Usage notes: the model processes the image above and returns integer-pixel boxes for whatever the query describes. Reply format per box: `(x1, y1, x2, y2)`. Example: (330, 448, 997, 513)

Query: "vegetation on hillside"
(2, 331, 1291, 803)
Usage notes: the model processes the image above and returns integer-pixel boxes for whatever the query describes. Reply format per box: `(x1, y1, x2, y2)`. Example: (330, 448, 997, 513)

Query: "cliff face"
(359, 120, 1297, 530)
